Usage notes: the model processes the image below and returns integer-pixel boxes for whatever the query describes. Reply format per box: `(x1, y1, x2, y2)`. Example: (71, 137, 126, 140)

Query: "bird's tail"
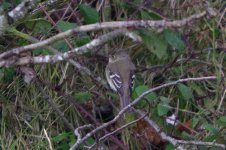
(120, 90, 131, 109)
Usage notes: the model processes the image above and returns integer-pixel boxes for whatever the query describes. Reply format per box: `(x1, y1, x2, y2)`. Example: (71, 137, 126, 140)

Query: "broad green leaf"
(203, 122, 218, 134)
(53, 40, 69, 52)
(74, 92, 91, 102)
(147, 12, 163, 20)
(133, 85, 157, 108)
(33, 20, 52, 35)
(141, 11, 151, 20)
(157, 103, 169, 116)
(140, 11, 162, 20)
(56, 20, 77, 31)
(134, 85, 157, 101)
(33, 48, 52, 55)
(164, 29, 185, 51)
(157, 96, 170, 116)
(140, 30, 167, 59)
(75, 35, 91, 47)
(177, 83, 193, 100)
(79, 4, 100, 24)
(165, 144, 175, 150)
(160, 96, 170, 103)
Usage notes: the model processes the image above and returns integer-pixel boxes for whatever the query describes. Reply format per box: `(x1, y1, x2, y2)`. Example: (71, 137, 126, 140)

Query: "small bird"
(105, 51, 136, 109)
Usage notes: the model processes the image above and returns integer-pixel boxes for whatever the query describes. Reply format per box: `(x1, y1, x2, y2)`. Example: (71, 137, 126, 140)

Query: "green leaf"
(53, 40, 69, 52)
(157, 96, 170, 116)
(177, 83, 193, 100)
(74, 92, 91, 102)
(33, 48, 52, 55)
(140, 11, 162, 20)
(56, 20, 77, 31)
(141, 11, 151, 20)
(133, 85, 157, 108)
(203, 122, 218, 134)
(157, 103, 169, 116)
(75, 35, 91, 47)
(79, 4, 100, 24)
(33, 20, 52, 35)
(160, 96, 170, 103)
(164, 29, 185, 51)
(140, 30, 167, 59)
(134, 85, 157, 101)
(165, 144, 175, 150)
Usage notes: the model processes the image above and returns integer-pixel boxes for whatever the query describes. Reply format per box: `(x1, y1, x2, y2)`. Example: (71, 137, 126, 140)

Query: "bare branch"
(8, 0, 41, 23)
(69, 76, 217, 150)
(70, 124, 93, 150)
(11, 28, 108, 87)
(43, 128, 53, 150)
(88, 111, 147, 149)
(0, 8, 216, 60)
(0, 29, 140, 67)
(135, 109, 226, 150)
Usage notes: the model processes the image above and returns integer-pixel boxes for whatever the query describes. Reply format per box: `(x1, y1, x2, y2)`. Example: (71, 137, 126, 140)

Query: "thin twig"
(70, 124, 93, 150)
(134, 109, 226, 150)
(88, 110, 148, 149)
(0, 29, 140, 67)
(69, 76, 217, 149)
(0, 8, 216, 60)
(43, 79, 128, 149)
(11, 28, 108, 88)
(43, 129, 53, 150)
(8, 0, 41, 23)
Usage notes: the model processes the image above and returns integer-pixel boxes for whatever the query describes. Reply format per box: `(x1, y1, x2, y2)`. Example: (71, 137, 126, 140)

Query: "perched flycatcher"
(105, 51, 136, 109)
